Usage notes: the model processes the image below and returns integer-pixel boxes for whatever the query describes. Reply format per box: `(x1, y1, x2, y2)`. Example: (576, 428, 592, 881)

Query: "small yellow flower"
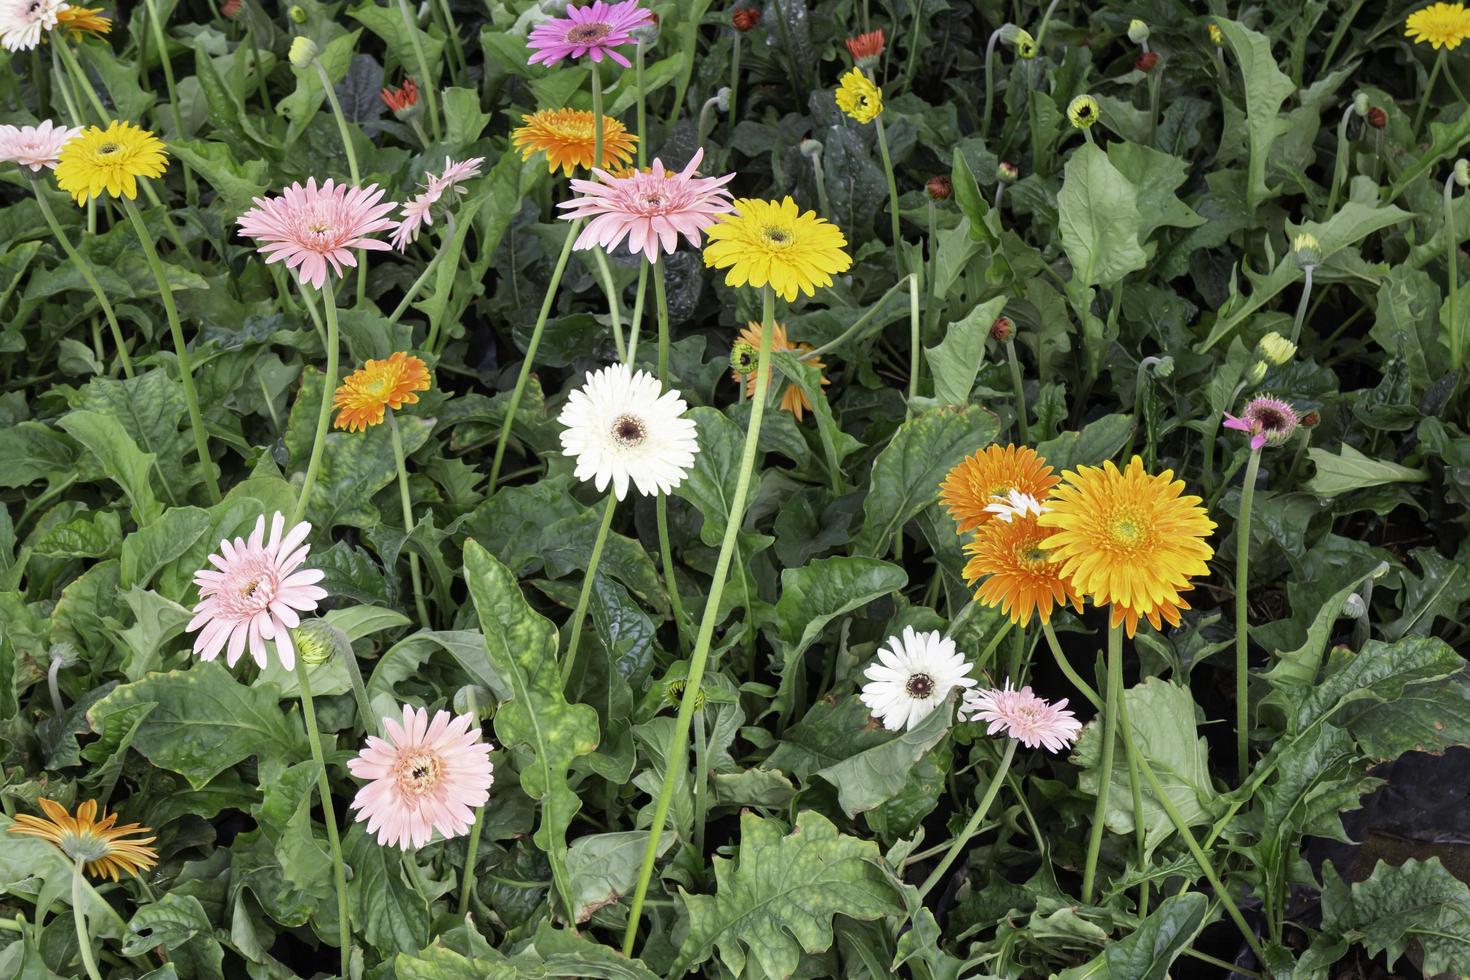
(1067, 94, 1100, 129)
(511, 108, 638, 176)
(56, 5, 112, 38)
(1208, 22, 1223, 46)
(834, 67, 883, 124)
(332, 351, 432, 431)
(9, 799, 158, 881)
(53, 121, 168, 206)
(1406, 2, 1470, 50)
(703, 197, 852, 302)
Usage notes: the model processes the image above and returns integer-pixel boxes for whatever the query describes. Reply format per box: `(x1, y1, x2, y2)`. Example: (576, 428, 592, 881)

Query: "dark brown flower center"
(96, 142, 120, 156)
(566, 22, 612, 44)
(762, 226, 791, 247)
(612, 414, 646, 447)
(906, 673, 934, 698)
(1255, 407, 1290, 431)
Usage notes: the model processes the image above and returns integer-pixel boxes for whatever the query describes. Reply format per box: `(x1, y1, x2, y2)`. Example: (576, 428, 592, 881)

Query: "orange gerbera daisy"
(511, 108, 637, 176)
(332, 352, 432, 431)
(963, 512, 1083, 627)
(939, 444, 1058, 535)
(9, 798, 157, 880)
(732, 321, 828, 420)
(1037, 456, 1216, 638)
(55, 5, 112, 37)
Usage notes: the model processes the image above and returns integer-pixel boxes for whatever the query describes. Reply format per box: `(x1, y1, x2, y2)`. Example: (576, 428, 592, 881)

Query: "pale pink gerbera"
(236, 178, 397, 290)
(527, 0, 653, 68)
(390, 156, 484, 251)
(960, 682, 1082, 753)
(0, 0, 66, 51)
(1223, 395, 1299, 450)
(347, 704, 495, 850)
(0, 120, 81, 172)
(557, 148, 735, 262)
(186, 513, 328, 671)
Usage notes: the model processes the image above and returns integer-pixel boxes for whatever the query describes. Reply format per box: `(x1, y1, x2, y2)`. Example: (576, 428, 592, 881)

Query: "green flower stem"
(636, 39, 649, 166)
(907, 272, 921, 406)
(1035, 0, 1061, 46)
(981, 28, 1003, 141)
(801, 273, 913, 361)
(593, 246, 627, 361)
(1080, 623, 1122, 904)
(489, 217, 583, 490)
(313, 59, 367, 304)
(902, 0, 923, 89)
(388, 410, 432, 630)
(247, 28, 271, 110)
(140, 0, 195, 206)
(424, 213, 457, 354)
(1116, 670, 1150, 918)
(434, 0, 467, 84)
(1235, 445, 1262, 779)
(808, 147, 831, 219)
(50, 45, 85, 126)
(295, 656, 352, 979)
(70, 861, 105, 980)
(561, 493, 617, 689)
(1326, 104, 1356, 218)
(873, 109, 903, 274)
(692, 704, 709, 853)
(652, 255, 689, 653)
(1040, 621, 1101, 709)
(628, 261, 648, 362)
(1289, 263, 1314, 344)
(622, 288, 778, 957)
(30, 179, 134, 378)
(591, 60, 605, 170)
(1412, 48, 1446, 139)
(1004, 337, 1029, 443)
(397, 0, 442, 142)
(289, 284, 341, 526)
(918, 738, 1017, 899)
(1447, 175, 1463, 371)
(122, 196, 221, 503)
(388, 248, 447, 326)
(727, 34, 741, 144)
(339, 642, 377, 737)
(458, 687, 486, 917)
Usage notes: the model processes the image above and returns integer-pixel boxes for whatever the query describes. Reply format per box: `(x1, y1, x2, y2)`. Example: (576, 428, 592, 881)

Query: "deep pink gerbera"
(0, 120, 81, 172)
(556, 148, 735, 262)
(186, 513, 328, 671)
(960, 682, 1082, 753)
(390, 156, 484, 251)
(1224, 395, 1299, 450)
(347, 705, 495, 850)
(527, 0, 653, 68)
(236, 178, 397, 289)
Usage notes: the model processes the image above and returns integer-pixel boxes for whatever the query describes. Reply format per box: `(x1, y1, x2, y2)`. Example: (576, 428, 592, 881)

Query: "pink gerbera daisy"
(236, 178, 398, 290)
(347, 704, 495, 850)
(390, 156, 484, 251)
(1224, 395, 1299, 450)
(186, 513, 328, 671)
(960, 682, 1082, 753)
(527, 0, 654, 68)
(556, 148, 735, 262)
(0, 120, 82, 172)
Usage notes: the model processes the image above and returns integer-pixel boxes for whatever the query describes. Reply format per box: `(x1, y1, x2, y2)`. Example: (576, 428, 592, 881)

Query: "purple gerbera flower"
(527, 1, 654, 68)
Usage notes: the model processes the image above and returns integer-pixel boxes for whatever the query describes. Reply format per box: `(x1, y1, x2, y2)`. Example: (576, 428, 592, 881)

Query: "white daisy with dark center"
(557, 363, 700, 500)
(860, 627, 977, 732)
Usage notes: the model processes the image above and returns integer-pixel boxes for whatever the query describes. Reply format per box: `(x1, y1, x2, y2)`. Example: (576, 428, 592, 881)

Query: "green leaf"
(815, 696, 952, 817)
(1035, 413, 1134, 473)
(1058, 142, 1147, 289)
(775, 556, 907, 662)
(345, 824, 431, 956)
(514, 921, 662, 979)
(122, 894, 225, 979)
(392, 944, 515, 980)
(57, 409, 163, 525)
(1215, 19, 1295, 210)
(675, 406, 757, 546)
(120, 506, 213, 590)
(1057, 894, 1209, 980)
(1294, 635, 1465, 737)
(0, 421, 75, 489)
(347, 1, 443, 88)
(563, 831, 671, 925)
(670, 809, 905, 978)
(924, 296, 1008, 407)
(1305, 444, 1427, 497)
(1106, 141, 1206, 240)
(1372, 265, 1445, 390)
(1319, 858, 1470, 976)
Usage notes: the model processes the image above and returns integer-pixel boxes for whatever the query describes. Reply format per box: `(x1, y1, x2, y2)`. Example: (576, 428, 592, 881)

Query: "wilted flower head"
(55, 4, 111, 38)
(983, 489, 1045, 523)
(1135, 50, 1158, 73)
(1367, 106, 1387, 129)
(0, 120, 81, 172)
(1224, 396, 1299, 450)
(960, 682, 1081, 752)
(390, 156, 484, 250)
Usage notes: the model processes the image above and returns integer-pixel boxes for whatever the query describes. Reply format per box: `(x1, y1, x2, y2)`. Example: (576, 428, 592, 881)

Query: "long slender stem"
(561, 493, 617, 688)
(1116, 669, 1150, 918)
(651, 255, 689, 653)
(692, 704, 709, 853)
(628, 261, 648, 362)
(907, 272, 921, 405)
(296, 655, 352, 979)
(140, 0, 194, 204)
(122, 197, 220, 502)
(1004, 336, 1029, 442)
(593, 246, 626, 361)
(902, 0, 924, 89)
(727, 34, 740, 144)
(873, 110, 903, 274)
(459, 688, 487, 916)
(398, 0, 442, 141)
(1412, 49, 1445, 139)
(1235, 446, 1262, 779)
(291, 285, 341, 526)
(982, 28, 1003, 141)
(1326, 105, 1356, 217)
(339, 642, 376, 737)
(1289, 265, 1314, 344)
(802, 274, 914, 360)
(388, 410, 432, 629)
(71, 862, 105, 980)
(1040, 621, 1101, 709)
(1447, 175, 1463, 371)
(919, 739, 1017, 899)
(488, 218, 583, 490)
(434, 0, 466, 83)
(1081, 623, 1122, 903)
(623, 288, 778, 956)
(312, 59, 366, 304)
(388, 249, 447, 325)
(31, 180, 133, 378)
(637, 40, 649, 167)
(591, 60, 605, 170)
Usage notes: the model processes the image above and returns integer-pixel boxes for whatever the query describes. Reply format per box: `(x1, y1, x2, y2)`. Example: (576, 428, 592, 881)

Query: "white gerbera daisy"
(557, 363, 699, 500)
(983, 490, 1047, 524)
(859, 627, 977, 732)
(0, 0, 66, 50)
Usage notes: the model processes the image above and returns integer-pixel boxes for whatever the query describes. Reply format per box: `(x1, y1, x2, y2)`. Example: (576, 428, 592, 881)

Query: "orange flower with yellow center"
(332, 352, 432, 431)
(511, 108, 638, 176)
(732, 321, 828, 420)
(1037, 455, 1216, 638)
(56, 5, 112, 38)
(9, 798, 157, 880)
(939, 444, 1058, 535)
(963, 513, 1082, 627)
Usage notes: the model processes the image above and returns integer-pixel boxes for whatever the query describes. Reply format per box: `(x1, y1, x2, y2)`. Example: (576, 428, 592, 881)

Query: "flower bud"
(1135, 51, 1158, 73)
(1300, 410, 1321, 427)
(1341, 593, 1367, 619)
(220, 0, 242, 18)
(1256, 331, 1296, 366)
(926, 174, 953, 200)
(799, 138, 823, 164)
(1067, 94, 1099, 129)
(731, 340, 759, 375)
(1456, 158, 1470, 188)
(1127, 19, 1149, 44)
(1208, 22, 1223, 46)
(1367, 106, 1387, 129)
(630, 11, 659, 45)
(664, 679, 707, 711)
(990, 315, 1014, 342)
(1151, 355, 1174, 378)
(731, 7, 759, 31)
(1002, 24, 1037, 59)
(1292, 232, 1322, 268)
(996, 161, 1018, 183)
(1246, 359, 1268, 385)
(288, 35, 318, 68)
(288, 4, 306, 22)
(292, 620, 349, 666)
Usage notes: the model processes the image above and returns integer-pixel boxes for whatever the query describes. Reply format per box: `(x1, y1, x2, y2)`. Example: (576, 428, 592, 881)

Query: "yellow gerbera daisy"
(1067, 94, 1100, 129)
(1406, 2, 1470, 49)
(9, 798, 158, 881)
(732, 321, 828, 420)
(1037, 456, 1216, 638)
(703, 197, 852, 301)
(332, 351, 432, 431)
(939, 444, 1059, 535)
(510, 108, 637, 176)
(53, 121, 167, 205)
(963, 512, 1083, 627)
(835, 67, 883, 124)
(56, 5, 112, 38)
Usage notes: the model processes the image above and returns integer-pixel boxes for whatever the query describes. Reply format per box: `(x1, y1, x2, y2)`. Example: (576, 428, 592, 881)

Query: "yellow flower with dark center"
(9, 798, 157, 881)
(1037, 455, 1216, 638)
(511, 108, 637, 176)
(53, 120, 167, 205)
(939, 444, 1058, 535)
(1067, 94, 1100, 129)
(1406, 2, 1470, 49)
(332, 351, 432, 431)
(56, 5, 112, 38)
(703, 197, 852, 301)
(732, 321, 829, 421)
(963, 513, 1083, 626)
(834, 67, 883, 124)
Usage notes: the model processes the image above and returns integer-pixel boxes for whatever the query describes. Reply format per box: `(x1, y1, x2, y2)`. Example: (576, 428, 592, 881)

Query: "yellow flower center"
(395, 750, 443, 800)
(1109, 514, 1147, 548)
(1016, 544, 1050, 571)
(566, 21, 612, 44)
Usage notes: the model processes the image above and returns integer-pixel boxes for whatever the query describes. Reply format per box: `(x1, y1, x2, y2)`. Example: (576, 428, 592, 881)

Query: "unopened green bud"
(1292, 232, 1321, 268)
(289, 35, 318, 68)
(1455, 158, 1470, 188)
(1127, 19, 1149, 45)
(292, 620, 349, 666)
(731, 340, 759, 375)
(1001, 25, 1036, 59)
(1352, 92, 1370, 117)
(1246, 360, 1268, 385)
(288, 4, 306, 22)
(1256, 331, 1296, 366)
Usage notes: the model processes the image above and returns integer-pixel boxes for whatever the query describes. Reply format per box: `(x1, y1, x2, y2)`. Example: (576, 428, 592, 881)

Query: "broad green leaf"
(1372, 265, 1445, 390)
(1106, 141, 1206, 239)
(514, 921, 662, 979)
(815, 696, 952, 817)
(774, 556, 907, 661)
(924, 296, 1008, 407)
(1035, 413, 1134, 473)
(563, 831, 671, 924)
(120, 506, 213, 590)
(1057, 894, 1209, 980)
(57, 410, 163, 525)
(0, 421, 75, 489)
(121, 894, 225, 979)
(1319, 858, 1470, 976)
(1216, 19, 1295, 210)
(345, 824, 431, 956)
(1305, 444, 1427, 497)
(392, 944, 515, 980)
(1058, 142, 1147, 289)
(1295, 636, 1465, 737)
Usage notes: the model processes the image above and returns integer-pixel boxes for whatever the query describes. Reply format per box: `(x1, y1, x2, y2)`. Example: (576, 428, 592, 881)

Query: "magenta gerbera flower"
(0, 120, 81, 172)
(347, 705, 495, 850)
(390, 156, 484, 251)
(1223, 395, 1299, 450)
(236, 178, 398, 289)
(186, 513, 328, 671)
(556, 148, 735, 262)
(527, 0, 654, 68)
(960, 682, 1082, 753)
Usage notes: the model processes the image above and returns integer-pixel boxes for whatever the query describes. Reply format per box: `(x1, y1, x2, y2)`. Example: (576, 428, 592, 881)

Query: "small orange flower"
(381, 77, 418, 114)
(845, 28, 884, 65)
(332, 352, 432, 431)
(732, 321, 828, 421)
(940, 444, 1058, 535)
(9, 799, 157, 880)
(56, 5, 112, 38)
(962, 513, 1083, 627)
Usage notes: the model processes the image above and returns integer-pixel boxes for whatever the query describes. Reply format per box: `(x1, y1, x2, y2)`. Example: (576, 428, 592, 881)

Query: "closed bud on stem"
(996, 161, 1018, 183)
(1256, 330, 1296, 366)
(1367, 106, 1387, 129)
(1246, 359, 1268, 385)
(1300, 410, 1321, 427)
(926, 174, 953, 199)
(288, 35, 318, 68)
(1135, 51, 1158, 73)
(1352, 92, 1371, 117)
(990, 315, 1014, 342)
(1127, 18, 1149, 44)
(1455, 158, 1470, 188)
(1001, 25, 1036, 59)
(292, 620, 350, 666)
(1292, 232, 1321, 268)
(731, 7, 759, 31)
(288, 4, 306, 22)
